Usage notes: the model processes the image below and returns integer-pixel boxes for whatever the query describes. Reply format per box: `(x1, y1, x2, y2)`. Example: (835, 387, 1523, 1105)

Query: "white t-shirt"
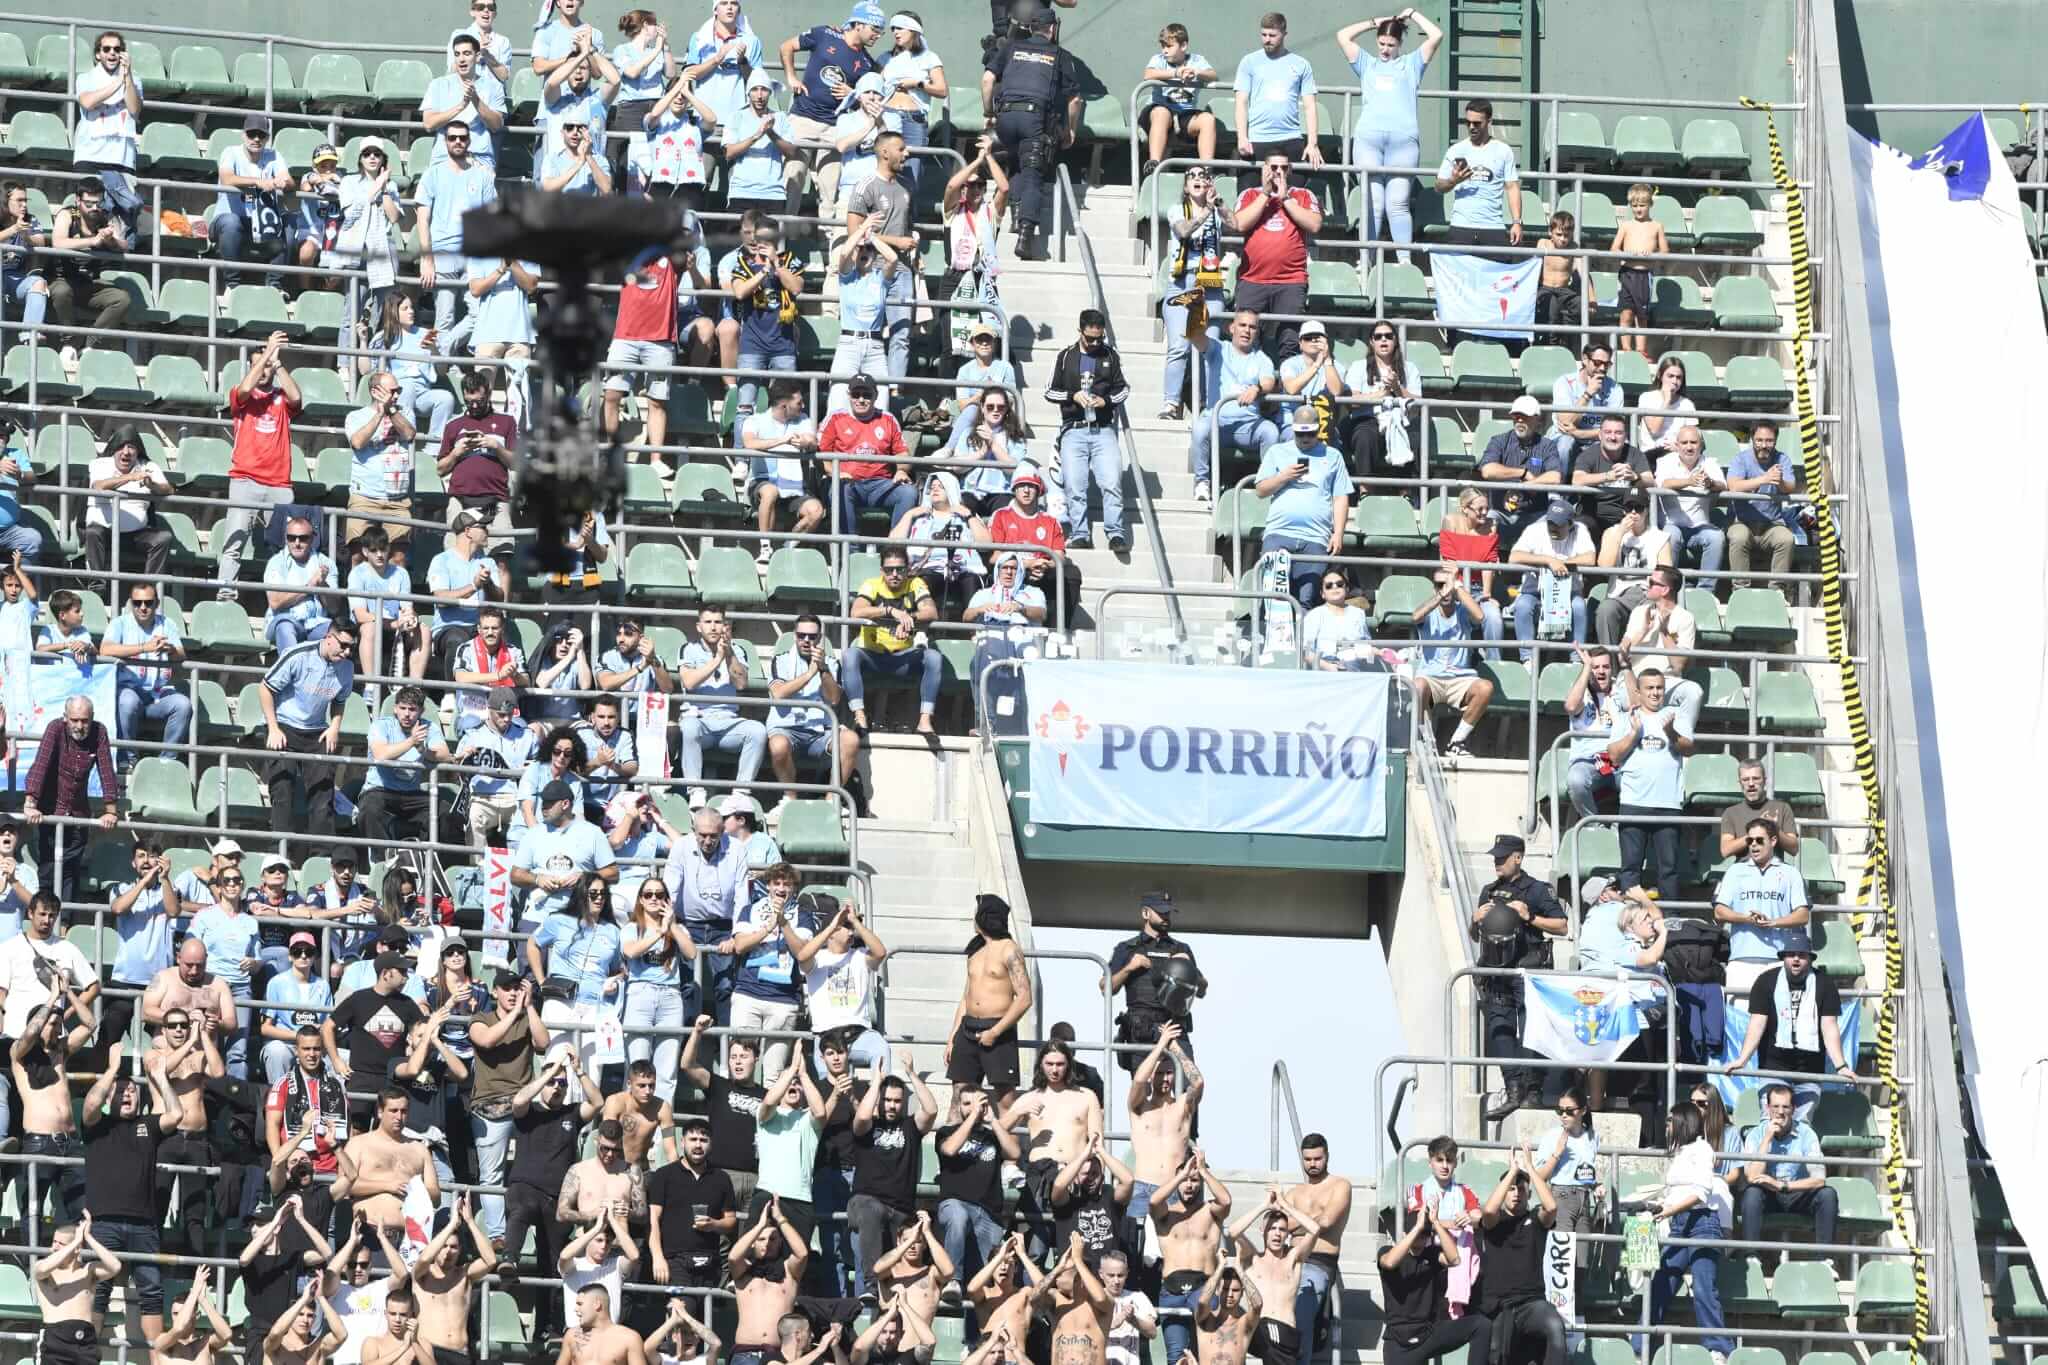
(74, 65, 143, 169)
(1510, 519, 1595, 589)
(562, 1252, 629, 1324)
(1607, 524, 1671, 589)
(327, 1275, 393, 1365)
(804, 945, 877, 1032)
(84, 456, 164, 530)
(743, 410, 817, 492)
(1652, 453, 1726, 531)
(0, 934, 95, 1037)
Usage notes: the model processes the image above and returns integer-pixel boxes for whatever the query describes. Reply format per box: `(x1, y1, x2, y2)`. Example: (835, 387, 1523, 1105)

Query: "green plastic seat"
(130, 757, 204, 825)
(1714, 275, 1783, 331)
(1406, 340, 1451, 396)
(31, 425, 96, 478)
(1725, 355, 1791, 409)
(622, 463, 671, 519)
(1450, 340, 1518, 396)
(77, 348, 149, 406)
(159, 278, 217, 335)
(302, 52, 372, 110)
(1534, 661, 1580, 715)
(3, 110, 70, 165)
(1647, 276, 1714, 328)
(175, 435, 235, 492)
(0, 1264, 38, 1319)
(1353, 496, 1426, 552)
(196, 762, 269, 826)
(1694, 195, 1765, 251)
(194, 679, 237, 743)
(293, 291, 347, 343)
(624, 542, 696, 602)
(101, 269, 164, 329)
(1996, 1263, 2048, 1320)
(232, 51, 304, 108)
(1683, 118, 1749, 175)
(371, 58, 435, 113)
(272, 126, 325, 176)
(1424, 420, 1470, 472)
(81, 842, 138, 902)
(293, 367, 356, 422)
(1727, 1347, 1785, 1365)
(1477, 659, 1531, 712)
(1613, 114, 1682, 171)
(189, 599, 268, 658)
(1681, 588, 1728, 645)
(1650, 1347, 1712, 1365)
(1853, 1261, 1916, 1318)
(1549, 111, 1611, 169)
(140, 122, 211, 177)
(1813, 1088, 1880, 1153)
(1720, 1256, 1777, 1315)
(1212, 487, 1268, 542)
(1365, 263, 1432, 317)
(226, 285, 300, 339)
(1757, 671, 1823, 732)
(1681, 752, 1741, 809)
(1518, 344, 1575, 398)
(1727, 587, 1795, 644)
(1554, 822, 1622, 879)
(695, 545, 767, 607)
(169, 43, 247, 101)
(2, 344, 78, 401)
(1772, 1260, 1847, 1319)
(673, 463, 745, 521)
(0, 34, 49, 89)
(159, 511, 211, 575)
(1828, 1175, 1888, 1236)
(1765, 750, 1825, 809)
(31, 34, 77, 84)
(1796, 836, 1844, 895)
(778, 797, 850, 859)
(1557, 189, 1618, 237)
(486, 1291, 526, 1350)
(1687, 664, 1745, 727)
(765, 548, 835, 606)
(1306, 259, 1364, 309)
(1372, 574, 1434, 631)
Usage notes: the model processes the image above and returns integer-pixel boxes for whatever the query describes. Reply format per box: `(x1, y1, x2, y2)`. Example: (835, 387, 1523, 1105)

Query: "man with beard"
(945, 895, 1032, 1112)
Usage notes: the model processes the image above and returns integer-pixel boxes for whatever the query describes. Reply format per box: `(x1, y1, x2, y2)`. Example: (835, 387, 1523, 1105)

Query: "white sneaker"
(757, 540, 774, 570)
(1194, 479, 1211, 504)
(688, 786, 709, 809)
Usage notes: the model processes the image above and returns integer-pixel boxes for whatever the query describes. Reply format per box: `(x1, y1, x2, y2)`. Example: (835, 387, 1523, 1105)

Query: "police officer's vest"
(996, 38, 1061, 109)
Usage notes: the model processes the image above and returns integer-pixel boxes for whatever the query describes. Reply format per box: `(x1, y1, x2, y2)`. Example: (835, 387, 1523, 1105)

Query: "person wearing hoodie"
(987, 469, 1076, 625)
(889, 470, 990, 620)
(965, 552, 1046, 730)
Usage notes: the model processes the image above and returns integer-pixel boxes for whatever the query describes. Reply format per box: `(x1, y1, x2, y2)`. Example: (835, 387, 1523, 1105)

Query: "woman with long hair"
(948, 387, 1030, 517)
(0, 182, 52, 330)
(1344, 321, 1422, 484)
(942, 136, 1009, 352)
(511, 728, 588, 845)
(1336, 10, 1443, 263)
(1536, 1084, 1601, 1260)
(361, 290, 456, 439)
(1691, 1081, 1732, 1162)
(429, 938, 488, 1065)
(1643, 1100, 1735, 1359)
(880, 12, 946, 190)
(620, 874, 697, 1102)
(1159, 164, 1227, 421)
(1438, 483, 1506, 646)
(1634, 354, 1698, 459)
(530, 623, 594, 730)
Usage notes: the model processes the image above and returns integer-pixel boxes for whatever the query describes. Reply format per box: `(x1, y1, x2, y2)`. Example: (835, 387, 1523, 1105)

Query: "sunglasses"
(1556, 1105, 1581, 1116)
(1371, 333, 1396, 342)
(289, 946, 315, 958)
(164, 1019, 191, 1029)
(352, 1260, 375, 1271)
(286, 533, 313, 544)
(641, 886, 671, 899)
(219, 878, 245, 887)
(100, 44, 125, 54)
(553, 746, 578, 757)
(795, 632, 821, 642)
(596, 1142, 621, 1155)
(882, 564, 908, 574)
(1465, 118, 1487, 127)
(446, 134, 471, 141)
(131, 596, 157, 606)
(1746, 836, 1769, 846)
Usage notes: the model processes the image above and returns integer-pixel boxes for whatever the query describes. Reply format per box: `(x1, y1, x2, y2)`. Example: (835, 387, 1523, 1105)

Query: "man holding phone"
(1252, 408, 1352, 608)
(1434, 97, 1521, 252)
(438, 372, 518, 542)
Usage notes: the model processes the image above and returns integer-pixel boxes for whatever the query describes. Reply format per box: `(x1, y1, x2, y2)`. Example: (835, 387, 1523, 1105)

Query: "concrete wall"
(1834, 0, 2048, 153)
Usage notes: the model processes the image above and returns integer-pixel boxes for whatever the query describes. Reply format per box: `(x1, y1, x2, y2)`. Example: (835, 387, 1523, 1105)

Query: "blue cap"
(849, 1, 885, 26)
(1544, 494, 1575, 523)
(1778, 928, 1815, 958)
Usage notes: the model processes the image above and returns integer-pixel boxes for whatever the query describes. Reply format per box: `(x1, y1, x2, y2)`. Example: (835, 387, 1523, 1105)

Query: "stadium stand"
(0, 0, 2012, 1364)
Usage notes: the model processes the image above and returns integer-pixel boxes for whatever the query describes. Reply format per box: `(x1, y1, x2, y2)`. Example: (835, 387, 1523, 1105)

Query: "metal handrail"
(1269, 1058, 1304, 1169)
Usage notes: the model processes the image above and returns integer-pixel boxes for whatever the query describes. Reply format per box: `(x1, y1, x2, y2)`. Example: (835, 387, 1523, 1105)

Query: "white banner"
(1020, 662, 1389, 837)
(1432, 251, 1541, 338)
(1543, 1230, 1577, 1330)
(637, 691, 672, 782)
(481, 849, 512, 967)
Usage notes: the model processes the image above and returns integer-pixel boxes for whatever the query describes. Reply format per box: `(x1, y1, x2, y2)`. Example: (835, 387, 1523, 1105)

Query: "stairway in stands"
(1444, 0, 1537, 161)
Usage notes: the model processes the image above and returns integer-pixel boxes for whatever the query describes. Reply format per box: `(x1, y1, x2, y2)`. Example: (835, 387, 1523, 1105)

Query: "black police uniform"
(985, 25, 1079, 246)
(1473, 868, 1563, 1106)
(1109, 928, 1202, 1072)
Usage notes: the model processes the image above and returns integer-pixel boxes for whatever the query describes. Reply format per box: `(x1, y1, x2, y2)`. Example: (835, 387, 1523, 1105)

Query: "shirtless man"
(1186, 1257, 1262, 1365)
(851, 1294, 936, 1365)
(1226, 1191, 1322, 1365)
(12, 988, 97, 1224)
(1036, 1233, 1114, 1365)
(872, 1211, 955, 1337)
(1285, 1135, 1352, 1364)
(726, 1197, 809, 1365)
(1150, 1150, 1233, 1365)
(559, 1118, 649, 1227)
(1127, 1023, 1204, 1222)
(1003, 1042, 1104, 1251)
(362, 1288, 431, 1365)
(413, 1194, 499, 1365)
(147, 1000, 226, 1250)
(964, 1233, 1041, 1348)
(143, 936, 238, 1032)
(34, 1214, 122, 1365)
(945, 895, 1032, 1108)
(264, 1281, 347, 1365)
(335, 1089, 441, 1244)
(151, 1268, 235, 1365)
(600, 1060, 679, 1169)
(563, 1283, 652, 1365)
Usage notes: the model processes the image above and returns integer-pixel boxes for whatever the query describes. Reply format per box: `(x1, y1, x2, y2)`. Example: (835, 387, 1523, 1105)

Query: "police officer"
(981, 9, 1081, 260)
(1471, 834, 1567, 1121)
(1107, 891, 1207, 1073)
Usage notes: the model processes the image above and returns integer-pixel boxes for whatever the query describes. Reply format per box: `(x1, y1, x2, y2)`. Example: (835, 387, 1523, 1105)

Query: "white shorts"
(603, 338, 675, 398)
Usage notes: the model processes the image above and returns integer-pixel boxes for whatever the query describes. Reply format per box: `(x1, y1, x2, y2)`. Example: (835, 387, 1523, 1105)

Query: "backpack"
(1662, 915, 1728, 985)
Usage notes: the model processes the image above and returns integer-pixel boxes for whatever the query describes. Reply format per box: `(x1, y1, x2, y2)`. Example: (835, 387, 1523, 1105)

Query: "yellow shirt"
(855, 574, 932, 653)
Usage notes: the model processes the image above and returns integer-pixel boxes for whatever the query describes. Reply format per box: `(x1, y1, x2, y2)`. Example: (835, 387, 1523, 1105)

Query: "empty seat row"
(1548, 113, 1755, 177)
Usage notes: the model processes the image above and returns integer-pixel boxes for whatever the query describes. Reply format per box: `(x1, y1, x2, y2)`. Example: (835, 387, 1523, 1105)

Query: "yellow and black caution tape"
(1741, 96, 1927, 1351)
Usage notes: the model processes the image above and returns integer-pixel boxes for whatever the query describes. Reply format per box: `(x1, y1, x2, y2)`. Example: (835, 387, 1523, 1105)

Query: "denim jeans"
(841, 644, 942, 712)
(1059, 426, 1125, 543)
(0, 521, 43, 564)
(1668, 521, 1727, 591)
(1737, 1178, 1839, 1245)
(1190, 409, 1278, 484)
(92, 1217, 163, 1319)
(1161, 1277, 1205, 1365)
(735, 349, 798, 426)
(883, 247, 916, 382)
(836, 475, 917, 536)
(680, 711, 768, 787)
(261, 1038, 296, 1085)
(471, 1110, 516, 1240)
(1295, 1259, 1337, 1362)
(1161, 281, 1224, 411)
(2, 266, 48, 329)
(213, 210, 289, 289)
(812, 1164, 858, 1295)
(848, 1193, 912, 1297)
(401, 376, 457, 441)
(1567, 755, 1617, 818)
(1512, 584, 1588, 665)
(116, 684, 194, 759)
(686, 926, 740, 1026)
(1351, 127, 1423, 246)
(265, 614, 326, 651)
(1261, 533, 1330, 609)
(898, 113, 929, 189)
(621, 978, 694, 1102)
(1644, 1206, 1732, 1356)
(936, 1197, 1004, 1295)
(16, 1132, 85, 1227)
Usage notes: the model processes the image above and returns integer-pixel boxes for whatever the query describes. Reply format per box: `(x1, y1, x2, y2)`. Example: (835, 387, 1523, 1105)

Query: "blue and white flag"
(0, 652, 119, 794)
(1432, 251, 1541, 338)
(1522, 973, 1652, 1064)
(1709, 995, 1862, 1108)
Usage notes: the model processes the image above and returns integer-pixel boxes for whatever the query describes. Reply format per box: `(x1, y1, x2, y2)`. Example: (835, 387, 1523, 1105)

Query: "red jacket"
(819, 410, 907, 483)
(989, 505, 1066, 564)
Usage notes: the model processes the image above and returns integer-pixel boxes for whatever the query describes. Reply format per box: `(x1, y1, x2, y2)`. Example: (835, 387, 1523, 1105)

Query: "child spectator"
(1140, 24, 1218, 176)
(1535, 210, 1586, 329)
(1611, 185, 1668, 356)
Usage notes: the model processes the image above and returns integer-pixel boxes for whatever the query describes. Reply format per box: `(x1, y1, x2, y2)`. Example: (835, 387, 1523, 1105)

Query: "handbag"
(536, 976, 579, 1008)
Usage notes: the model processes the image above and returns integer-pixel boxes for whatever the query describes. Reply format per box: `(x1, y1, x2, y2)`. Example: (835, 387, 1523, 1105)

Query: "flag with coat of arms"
(1522, 972, 1654, 1063)
(1432, 251, 1542, 339)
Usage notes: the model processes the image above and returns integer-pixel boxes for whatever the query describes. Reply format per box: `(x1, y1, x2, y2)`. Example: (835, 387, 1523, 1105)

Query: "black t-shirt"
(1569, 445, 1653, 526)
(1070, 1060, 1106, 1107)
(509, 1101, 584, 1196)
(1109, 931, 1201, 1016)
(693, 1074, 766, 1175)
(935, 1120, 1005, 1216)
(330, 988, 425, 1079)
(816, 1076, 870, 1171)
(1748, 966, 1843, 1077)
(84, 1111, 162, 1220)
(1477, 1210, 1547, 1312)
(853, 1114, 922, 1211)
(649, 1161, 737, 1263)
(388, 1051, 451, 1137)
(241, 1245, 316, 1330)
(1052, 1174, 1119, 1264)
(1378, 1224, 1447, 1335)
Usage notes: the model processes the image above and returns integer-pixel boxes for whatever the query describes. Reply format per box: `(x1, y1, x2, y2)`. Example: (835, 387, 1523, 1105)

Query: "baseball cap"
(1509, 395, 1542, 418)
(375, 924, 411, 948)
(1580, 875, 1612, 904)
(1297, 319, 1326, 339)
(1488, 834, 1525, 859)
(487, 687, 520, 713)
(1777, 929, 1815, 958)
(288, 931, 319, 950)
(719, 793, 763, 819)
(1291, 407, 1321, 433)
(311, 143, 340, 166)
(847, 373, 878, 396)
(540, 778, 576, 806)
(968, 320, 999, 341)
(1012, 470, 1045, 492)
(848, 1, 886, 25)
(260, 853, 291, 873)
(1139, 891, 1175, 916)
(242, 112, 271, 134)
(211, 838, 244, 857)
(451, 511, 484, 534)
(1544, 494, 1575, 523)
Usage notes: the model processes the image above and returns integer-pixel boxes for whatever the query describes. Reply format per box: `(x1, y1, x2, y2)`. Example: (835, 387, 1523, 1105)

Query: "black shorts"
(42, 1323, 99, 1365)
(433, 1347, 480, 1365)
(947, 1015, 1021, 1088)
(1617, 266, 1653, 320)
(1252, 1319, 1301, 1365)
(1024, 1156, 1062, 1212)
(1145, 105, 1207, 134)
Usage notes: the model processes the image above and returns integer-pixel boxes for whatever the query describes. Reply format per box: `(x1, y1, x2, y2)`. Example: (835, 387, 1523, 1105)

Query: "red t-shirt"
(228, 385, 300, 487)
(614, 252, 680, 344)
(819, 411, 908, 482)
(989, 505, 1066, 562)
(1236, 186, 1315, 285)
